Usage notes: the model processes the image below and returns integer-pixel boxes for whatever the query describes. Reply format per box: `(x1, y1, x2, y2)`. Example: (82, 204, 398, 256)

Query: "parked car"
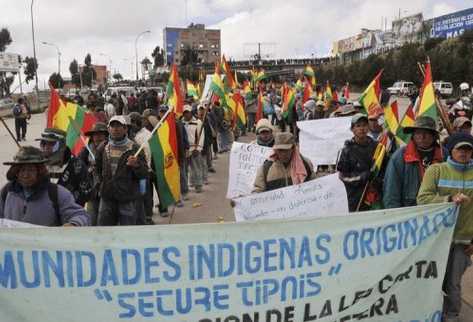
(0, 97, 15, 111)
(387, 81, 416, 96)
(433, 81, 453, 97)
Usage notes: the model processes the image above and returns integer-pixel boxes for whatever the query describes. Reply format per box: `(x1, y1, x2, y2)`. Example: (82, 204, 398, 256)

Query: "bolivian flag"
(186, 80, 199, 100)
(227, 92, 246, 130)
(396, 103, 416, 145)
(210, 72, 227, 107)
(283, 86, 296, 123)
(166, 64, 184, 116)
(304, 65, 316, 87)
(52, 101, 97, 156)
(149, 112, 180, 208)
(416, 61, 438, 120)
(359, 70, 383, 116)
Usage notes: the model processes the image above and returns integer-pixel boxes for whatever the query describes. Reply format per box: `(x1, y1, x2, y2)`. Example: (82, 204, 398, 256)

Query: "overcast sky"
(1, 0, 470, 92)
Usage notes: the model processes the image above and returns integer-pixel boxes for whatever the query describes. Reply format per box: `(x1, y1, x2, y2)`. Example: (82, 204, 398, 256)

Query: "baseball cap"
(108, 115, 128, 126)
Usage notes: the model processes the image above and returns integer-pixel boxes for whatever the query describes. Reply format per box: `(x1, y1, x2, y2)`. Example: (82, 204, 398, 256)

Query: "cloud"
(0, 0, 469, 92)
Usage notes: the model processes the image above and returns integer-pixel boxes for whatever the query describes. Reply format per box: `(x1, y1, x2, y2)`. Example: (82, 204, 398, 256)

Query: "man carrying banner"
(253, 132, 315, 192)
(337, 113, 378, 212)
(95, 115, 148, 225)
(0, 146, 89, 226)
(384, 116, 443, 208)
(417, 132, 473, 322)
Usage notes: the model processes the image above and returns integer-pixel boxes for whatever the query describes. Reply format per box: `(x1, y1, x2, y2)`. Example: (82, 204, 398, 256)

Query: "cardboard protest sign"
(298, 117, 352, 165)
(0, 203, 456, 322)
(233, 173, 349, 221)
(226, 142, 272, 199)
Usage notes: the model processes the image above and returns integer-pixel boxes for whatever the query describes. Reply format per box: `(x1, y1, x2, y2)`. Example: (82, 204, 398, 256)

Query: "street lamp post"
(41, 41, 61, 74)
(135, 30, 151, 81)
(30, 0, 40, 110)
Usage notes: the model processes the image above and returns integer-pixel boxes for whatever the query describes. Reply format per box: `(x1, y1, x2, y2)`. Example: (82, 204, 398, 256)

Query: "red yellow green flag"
(396, 103, 416, 145)
(149, 112, 180, 208)
(210, 73, 227, 107)
(166, 64, 184, 116)
(221, 55, 236, 91)
(324, 82, 333, 108)
(359, 70, 383, 116)
(303, 65, 316, 87)
(295, 78, 304, 91)
(47, 86, 64, 128)
(186, 80, 199, 100)
(283, 86, 296, 123)
(52, 102, 97, 156)
(256, 89, 264, 123)
(363, 132, 392, 209)
(303, 80, 313, 104)
(384, 100, 400, 135)
(416, 61, 438, 120)
(233, 92, 246, 129)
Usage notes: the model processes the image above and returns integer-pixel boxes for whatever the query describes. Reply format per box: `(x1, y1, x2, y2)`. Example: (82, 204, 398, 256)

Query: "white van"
(433, 81, 453, 97)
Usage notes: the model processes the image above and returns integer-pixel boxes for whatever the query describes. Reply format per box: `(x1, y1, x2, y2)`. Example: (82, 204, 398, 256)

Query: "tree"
(0, 28, 12, 52)
(69, 59, 81, 87)
(181, 46, 200, 66)
(151, 46, 165, 67)
(0, 28, 13, 97)
(112, 73, 123, 81)
(81, 53, 96, 87)
(84, 53, 92, 67)
(23, 56, 38, 84)
(49, 72, 64, 89)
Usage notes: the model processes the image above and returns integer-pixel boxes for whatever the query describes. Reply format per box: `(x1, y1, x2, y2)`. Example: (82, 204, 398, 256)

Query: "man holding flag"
(337, 113, 378, 212)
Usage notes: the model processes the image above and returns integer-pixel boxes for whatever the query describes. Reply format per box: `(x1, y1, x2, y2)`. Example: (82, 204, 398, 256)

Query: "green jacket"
(417, 162, 473, 241)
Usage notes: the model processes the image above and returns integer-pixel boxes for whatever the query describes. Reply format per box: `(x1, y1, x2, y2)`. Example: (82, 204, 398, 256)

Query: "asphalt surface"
(0, 112, 472, 321)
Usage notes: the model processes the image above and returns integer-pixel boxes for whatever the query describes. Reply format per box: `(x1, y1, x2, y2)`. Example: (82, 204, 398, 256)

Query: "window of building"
(199, 44, 204, 48)
(180, 43, 185, 48)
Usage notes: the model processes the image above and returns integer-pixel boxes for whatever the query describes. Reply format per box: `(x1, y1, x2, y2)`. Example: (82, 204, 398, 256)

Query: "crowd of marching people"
(2, 68, 473, 321)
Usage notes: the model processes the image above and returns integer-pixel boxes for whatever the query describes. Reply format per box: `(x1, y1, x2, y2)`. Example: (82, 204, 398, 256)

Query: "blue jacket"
(383, 141, 443, 209)
(0, 178, 89, 226)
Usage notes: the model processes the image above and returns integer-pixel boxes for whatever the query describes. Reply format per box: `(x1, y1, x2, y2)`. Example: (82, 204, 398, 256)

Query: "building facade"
(79, 64, 108, 86)
(164, 23, 221, 66)
(332, 7, 473, 64)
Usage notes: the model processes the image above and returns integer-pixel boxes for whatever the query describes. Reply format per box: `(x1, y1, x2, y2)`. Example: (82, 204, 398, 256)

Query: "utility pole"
(30, 0, 40, 110)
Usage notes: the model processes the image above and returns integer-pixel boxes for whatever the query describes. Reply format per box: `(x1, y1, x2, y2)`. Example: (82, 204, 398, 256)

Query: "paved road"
(0, 112, 472, 321)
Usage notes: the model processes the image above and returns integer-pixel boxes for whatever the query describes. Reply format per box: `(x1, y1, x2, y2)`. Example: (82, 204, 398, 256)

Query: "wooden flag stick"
(134, 105, 174, 158)
(0, 116, 21, 148)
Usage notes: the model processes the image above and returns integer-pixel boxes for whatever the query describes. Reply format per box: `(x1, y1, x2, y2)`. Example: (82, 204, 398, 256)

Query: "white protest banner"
(298, 117, 352, 165)
(0, 218, 38, 228)
(0, 203, 457, 322)
(233, 173, 349, 222)
(226, 142, 273, 199)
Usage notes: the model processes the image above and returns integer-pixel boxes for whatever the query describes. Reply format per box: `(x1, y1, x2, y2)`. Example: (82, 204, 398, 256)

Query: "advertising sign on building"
(431, 7, 473, 39)
(392, 13, 424, 43)
(0, 52, 21, 72)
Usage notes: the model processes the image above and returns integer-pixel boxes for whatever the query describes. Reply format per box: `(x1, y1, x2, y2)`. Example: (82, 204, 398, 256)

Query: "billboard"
(431, 7, 473, 39)
(392, 13, 424, 43)
(337, 32, 373, 54)
(0, 52, 21, 72)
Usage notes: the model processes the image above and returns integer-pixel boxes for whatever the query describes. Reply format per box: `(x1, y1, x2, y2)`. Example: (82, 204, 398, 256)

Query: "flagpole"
(134, 105, 174, 157)
(0, 116, 21, 148)
(68, 116, 95, 161)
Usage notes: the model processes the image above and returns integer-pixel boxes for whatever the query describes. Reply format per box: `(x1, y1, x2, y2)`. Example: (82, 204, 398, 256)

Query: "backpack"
(12, 104, 22, 117)
(1, 182, 60, 221)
